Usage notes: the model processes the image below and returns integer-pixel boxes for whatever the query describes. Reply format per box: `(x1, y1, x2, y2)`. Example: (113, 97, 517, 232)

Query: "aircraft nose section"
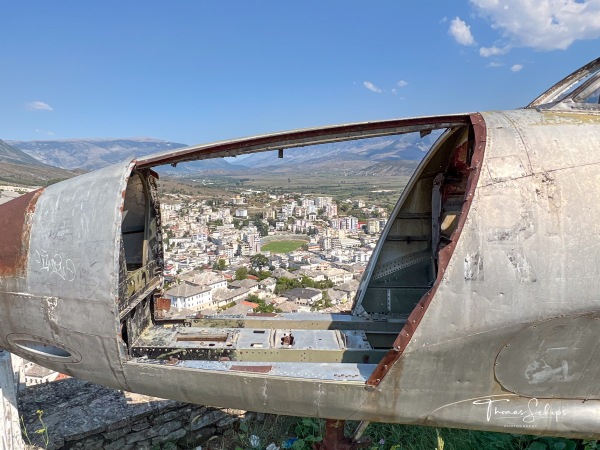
(0, 160, 136, 390)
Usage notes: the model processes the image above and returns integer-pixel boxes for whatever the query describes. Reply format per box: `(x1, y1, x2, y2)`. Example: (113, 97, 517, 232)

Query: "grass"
(262, 240, 306, 253)
(198, 415, 600, 450)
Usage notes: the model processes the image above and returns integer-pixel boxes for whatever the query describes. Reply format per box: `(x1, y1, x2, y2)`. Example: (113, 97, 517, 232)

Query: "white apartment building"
(166, 282, 212, 309)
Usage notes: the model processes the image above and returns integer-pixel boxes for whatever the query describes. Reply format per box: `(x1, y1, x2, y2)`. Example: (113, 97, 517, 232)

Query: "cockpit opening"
(115, 122, 480, 381)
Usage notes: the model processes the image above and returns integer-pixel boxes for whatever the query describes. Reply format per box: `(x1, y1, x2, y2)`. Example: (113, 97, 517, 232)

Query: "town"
(160, 186, 389, 316)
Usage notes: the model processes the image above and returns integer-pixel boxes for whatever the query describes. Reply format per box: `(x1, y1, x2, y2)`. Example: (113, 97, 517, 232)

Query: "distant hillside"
(8, 138, 188, 170)
(8, 137, 245, 174)
(0, 139, 44, 165)
(0, 139, 77, 186)
(351, 160, 421, 176)
(226, 133, 440, 175)
(9, 132, 438, 177)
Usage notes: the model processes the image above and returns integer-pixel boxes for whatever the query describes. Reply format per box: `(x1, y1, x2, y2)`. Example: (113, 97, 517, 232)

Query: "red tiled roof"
(241, 301, 259, 308)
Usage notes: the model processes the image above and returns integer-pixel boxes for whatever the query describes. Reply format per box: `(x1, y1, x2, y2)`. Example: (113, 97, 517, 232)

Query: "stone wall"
(19, 377, 250, 450)
(0, 350, 24, 450)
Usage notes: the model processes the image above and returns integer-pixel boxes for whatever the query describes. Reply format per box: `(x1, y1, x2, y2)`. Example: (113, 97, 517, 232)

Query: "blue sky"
(1, 1, 599, 145)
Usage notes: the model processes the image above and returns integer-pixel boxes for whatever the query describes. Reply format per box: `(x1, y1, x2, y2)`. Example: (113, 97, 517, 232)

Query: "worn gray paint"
(2, 59, 600, 439)
(0, 161, 134, 389)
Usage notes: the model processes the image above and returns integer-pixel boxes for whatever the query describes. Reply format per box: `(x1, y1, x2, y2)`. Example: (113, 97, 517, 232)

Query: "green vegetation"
(262, 240, 306, 254)
(248, 269, 272, 280)
(177, 171, 409, 203)
(274, 276, 333, 295)
(248, 294, 282, 314)
(235, 267, 248, 280)
(250, 254, 270, 270)
(217, 301, 237, 312)
(213, 259, 227, 271)
(230, 416, 598, 450)
(21, 409, 49, 449)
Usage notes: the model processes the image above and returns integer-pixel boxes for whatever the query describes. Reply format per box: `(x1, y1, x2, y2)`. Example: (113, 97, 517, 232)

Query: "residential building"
(282, 287, 322, 306)
(165, 282, 211, 309)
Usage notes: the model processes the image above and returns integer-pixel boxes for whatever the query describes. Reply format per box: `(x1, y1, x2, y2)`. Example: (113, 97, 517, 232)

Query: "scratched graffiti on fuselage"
(34, 249, 76, 281)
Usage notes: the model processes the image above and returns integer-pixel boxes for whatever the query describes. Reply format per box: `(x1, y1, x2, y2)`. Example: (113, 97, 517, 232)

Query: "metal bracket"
(313, 419, 370, 450)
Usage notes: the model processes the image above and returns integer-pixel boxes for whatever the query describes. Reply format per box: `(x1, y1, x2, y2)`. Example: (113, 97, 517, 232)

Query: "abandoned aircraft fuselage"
(2, 58, 600, 438)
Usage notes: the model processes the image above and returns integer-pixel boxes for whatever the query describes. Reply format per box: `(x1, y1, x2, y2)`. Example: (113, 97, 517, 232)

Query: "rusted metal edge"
(229, 365, 272, 373)
(365, 113, 487, 387)
(0, 189, 44, 277)
(134, 115, 470, 169)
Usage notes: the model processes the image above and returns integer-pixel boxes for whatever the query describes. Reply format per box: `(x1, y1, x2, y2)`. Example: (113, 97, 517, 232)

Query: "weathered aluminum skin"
(0, 160, 134, 389)
(122, 109, 600, 438)
(358, 110, 600, 436)
(2, 102, 600, 438)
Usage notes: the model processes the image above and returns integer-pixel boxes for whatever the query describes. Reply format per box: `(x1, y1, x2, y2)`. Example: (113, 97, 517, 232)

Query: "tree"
(258, 270, 271, 281)
(235, 267, 248, 280)
(251, 253, 269, 270)
(252, 296, 283, 314)
(255, 220, 269, 237)
(213, 259, 227, 271)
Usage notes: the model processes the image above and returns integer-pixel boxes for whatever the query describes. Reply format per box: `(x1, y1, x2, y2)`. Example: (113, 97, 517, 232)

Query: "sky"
(1, 1, 599, 145)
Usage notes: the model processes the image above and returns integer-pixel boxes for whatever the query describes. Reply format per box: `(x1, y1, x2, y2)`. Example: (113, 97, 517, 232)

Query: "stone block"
(131, 419, 150, 431)
(103, 437, 126, 450)
(152, 427, 186, 445)
(216, 415, 239, 429)
(190, 410, 227, 431)
(178, 426, 216, 448)
(69, 435, 106, 450)
(103, 424, 132, 440)
(125, 419, 181, 445)
(151, 407, 186, 425)
(125, 428, 155, 445)
(155, 419, 183, 436)
(132, 439, 153, 449)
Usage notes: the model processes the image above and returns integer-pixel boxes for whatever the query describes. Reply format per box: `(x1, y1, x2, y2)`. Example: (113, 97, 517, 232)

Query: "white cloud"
(27, 101, 53, 111)
(35, 129, 55, 136)
(470, 0, 600, 50)
(449, 17, 475, 45)
(479, 45, 510, 57)
(396, 80, 408, 88)
(363, 81, 382, 93)
(511, 64, 524, 72)
(486, 61, 504, 68)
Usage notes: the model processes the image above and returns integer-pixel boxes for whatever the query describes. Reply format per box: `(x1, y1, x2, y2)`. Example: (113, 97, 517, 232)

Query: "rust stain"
(366, 113, 487, 387)
(155, 297, 171, 311)
(176, 334, 228, 342)
(0, 189, 43, 277)
(314, 419, 370, 450)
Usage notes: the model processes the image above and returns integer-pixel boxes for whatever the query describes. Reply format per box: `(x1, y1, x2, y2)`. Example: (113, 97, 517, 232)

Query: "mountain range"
(8, 132, 439, 177)
(0, 139, 77, 186)
(234, 133, 438, 174)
